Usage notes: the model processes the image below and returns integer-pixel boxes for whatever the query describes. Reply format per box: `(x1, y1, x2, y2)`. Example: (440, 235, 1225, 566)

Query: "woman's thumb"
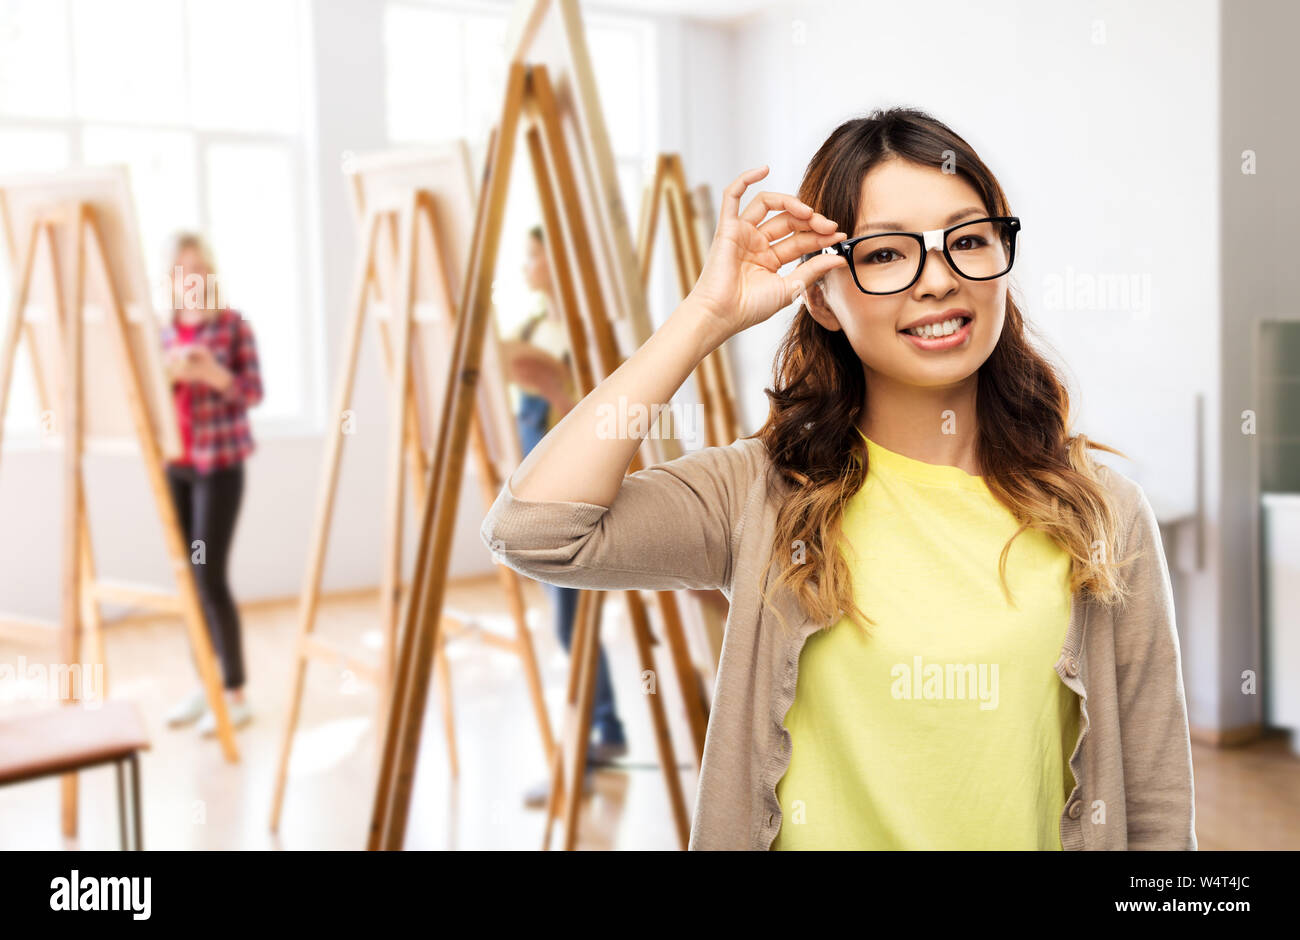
(786, 273, 813, 308)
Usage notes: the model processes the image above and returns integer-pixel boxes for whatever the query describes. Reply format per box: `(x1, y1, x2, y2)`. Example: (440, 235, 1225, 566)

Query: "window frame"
(382, 0, 660, 337)
(0, 0, 322, 445)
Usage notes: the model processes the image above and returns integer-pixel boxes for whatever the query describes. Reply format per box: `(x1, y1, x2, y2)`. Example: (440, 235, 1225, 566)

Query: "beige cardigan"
(479, 435, 1197, 850)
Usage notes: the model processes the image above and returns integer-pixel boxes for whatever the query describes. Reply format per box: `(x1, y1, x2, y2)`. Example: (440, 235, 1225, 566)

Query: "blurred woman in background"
(159, 232, 263, 737)
(505, 226, 628, 804)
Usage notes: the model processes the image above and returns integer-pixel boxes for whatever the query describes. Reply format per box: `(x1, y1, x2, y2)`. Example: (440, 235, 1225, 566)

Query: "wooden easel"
(0, 187, 240, 837)
(637, 153, 744, 451)
(635, 154, 744, 679)
(531, 154, 754, 850)
(528, 121, 711, 850)
(268, 171, 556, 833)
(367, 45, 720, 849)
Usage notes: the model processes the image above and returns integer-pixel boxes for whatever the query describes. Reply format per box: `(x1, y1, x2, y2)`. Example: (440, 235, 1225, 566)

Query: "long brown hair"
(753, 107, 1140, 634)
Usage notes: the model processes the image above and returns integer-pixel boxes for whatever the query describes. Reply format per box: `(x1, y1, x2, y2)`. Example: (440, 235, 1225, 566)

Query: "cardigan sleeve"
(1112, 483, 1198, 850)
(479, 436, 762, 593)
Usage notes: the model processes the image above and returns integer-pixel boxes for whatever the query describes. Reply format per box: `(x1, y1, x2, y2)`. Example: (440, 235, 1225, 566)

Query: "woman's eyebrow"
(855, 206, 987, 235)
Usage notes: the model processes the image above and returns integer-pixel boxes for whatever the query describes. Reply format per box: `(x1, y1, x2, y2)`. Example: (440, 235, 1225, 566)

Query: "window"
(0, 0, 316, 436)
(383, 0, 658, 340)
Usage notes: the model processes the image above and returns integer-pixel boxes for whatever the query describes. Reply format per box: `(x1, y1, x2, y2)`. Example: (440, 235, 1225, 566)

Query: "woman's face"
(806, 157, 1007, 390)
(523, 234, 551, 294)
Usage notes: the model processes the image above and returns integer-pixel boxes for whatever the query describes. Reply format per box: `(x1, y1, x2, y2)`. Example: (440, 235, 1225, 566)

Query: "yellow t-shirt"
(773, 430, 1079, 850)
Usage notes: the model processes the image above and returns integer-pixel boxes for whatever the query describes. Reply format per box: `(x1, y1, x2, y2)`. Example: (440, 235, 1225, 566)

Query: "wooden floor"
(0, 575, 698, 850)
(1, 576, 1297, 850)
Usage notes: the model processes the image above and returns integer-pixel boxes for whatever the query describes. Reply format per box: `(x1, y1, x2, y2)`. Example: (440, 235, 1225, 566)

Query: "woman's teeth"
(903, 317, 968, 338)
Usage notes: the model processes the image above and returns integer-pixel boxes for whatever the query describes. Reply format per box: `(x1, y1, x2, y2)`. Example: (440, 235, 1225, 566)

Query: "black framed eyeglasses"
(820, 216, 1021, 295)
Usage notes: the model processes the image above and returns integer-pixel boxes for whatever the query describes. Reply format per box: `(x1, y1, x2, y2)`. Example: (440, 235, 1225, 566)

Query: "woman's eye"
(865, 249, 899, 265)
(952, 236, 987, 251)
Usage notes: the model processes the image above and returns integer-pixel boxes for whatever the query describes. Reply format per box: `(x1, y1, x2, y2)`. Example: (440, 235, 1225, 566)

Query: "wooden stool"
(0, 700, 151, 849)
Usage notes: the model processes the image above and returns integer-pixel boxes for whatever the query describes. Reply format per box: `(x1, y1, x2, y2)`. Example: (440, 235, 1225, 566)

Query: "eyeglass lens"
(849, 219, 1016, 293)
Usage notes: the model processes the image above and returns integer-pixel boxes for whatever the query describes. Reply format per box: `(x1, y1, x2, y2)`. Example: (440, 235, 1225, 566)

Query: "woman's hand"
(164, 345, 192, 382)
(685, 165, 847, 342)
(169, 343, 233, 392)
(190, 345, 234, 392)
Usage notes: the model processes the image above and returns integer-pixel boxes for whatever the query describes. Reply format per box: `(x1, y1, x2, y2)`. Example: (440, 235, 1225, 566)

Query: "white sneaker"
(165, 689, 209, 727)
(199, 698, 253, 737)
(522, 770, 594, 808)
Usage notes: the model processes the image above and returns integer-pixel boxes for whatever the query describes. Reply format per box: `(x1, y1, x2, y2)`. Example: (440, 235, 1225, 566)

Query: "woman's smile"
(898, 312, 975, 350)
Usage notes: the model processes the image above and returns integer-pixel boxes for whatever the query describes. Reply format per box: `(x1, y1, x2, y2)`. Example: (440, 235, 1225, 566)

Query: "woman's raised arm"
(507, 165, 847, 508)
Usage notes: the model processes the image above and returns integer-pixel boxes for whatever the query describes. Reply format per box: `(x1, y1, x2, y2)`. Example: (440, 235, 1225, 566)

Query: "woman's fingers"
(783, 252, 848, 303)
(722, 165, 839, 236)
(772, 229, 846, 266)
(739, 189, 814, 227)
(756, 207, 834, 242)
(719, 166, 770, 227)
(709, 166, 851, 322)
(753, 209, 841, 251)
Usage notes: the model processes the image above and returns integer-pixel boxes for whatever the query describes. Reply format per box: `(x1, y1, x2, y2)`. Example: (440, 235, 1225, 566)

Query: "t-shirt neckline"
(857, 426, 988, 492)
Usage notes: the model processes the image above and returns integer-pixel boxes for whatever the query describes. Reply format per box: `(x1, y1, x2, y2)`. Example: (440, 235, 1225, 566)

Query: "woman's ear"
(803, 277, 843, 333)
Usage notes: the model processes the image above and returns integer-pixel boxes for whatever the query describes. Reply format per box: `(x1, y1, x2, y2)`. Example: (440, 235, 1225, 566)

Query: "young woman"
(481, 108, 1196, 850)
(506, 226, 628, 789)
(159, 232, 264, 737)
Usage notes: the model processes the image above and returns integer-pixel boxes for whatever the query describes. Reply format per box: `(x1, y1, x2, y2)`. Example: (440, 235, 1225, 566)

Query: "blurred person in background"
(159, 232, 263, 737)
(504, 225, 628, 806)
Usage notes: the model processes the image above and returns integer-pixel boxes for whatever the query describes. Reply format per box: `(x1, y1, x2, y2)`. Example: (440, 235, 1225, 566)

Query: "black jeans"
(165, 462, 246, 691)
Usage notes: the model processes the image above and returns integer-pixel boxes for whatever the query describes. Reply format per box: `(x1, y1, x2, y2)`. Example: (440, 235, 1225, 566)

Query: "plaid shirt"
(161, 308, 263, 472)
